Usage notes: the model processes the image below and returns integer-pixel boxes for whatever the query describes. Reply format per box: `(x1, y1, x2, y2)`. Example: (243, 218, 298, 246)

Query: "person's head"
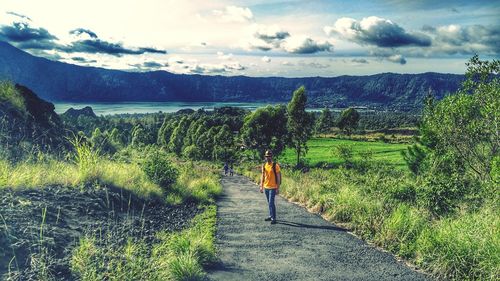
(264, 149, 273, 163)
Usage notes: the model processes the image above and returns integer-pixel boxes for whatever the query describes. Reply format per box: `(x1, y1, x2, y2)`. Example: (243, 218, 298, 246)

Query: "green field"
(280, 137, 408, 168)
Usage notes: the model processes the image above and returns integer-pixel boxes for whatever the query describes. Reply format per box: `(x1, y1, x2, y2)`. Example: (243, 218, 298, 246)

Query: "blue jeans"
(265, 188, 277, 220)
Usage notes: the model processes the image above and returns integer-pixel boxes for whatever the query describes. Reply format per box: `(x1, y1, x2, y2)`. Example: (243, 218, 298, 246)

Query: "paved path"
(208, 174, 431, 281)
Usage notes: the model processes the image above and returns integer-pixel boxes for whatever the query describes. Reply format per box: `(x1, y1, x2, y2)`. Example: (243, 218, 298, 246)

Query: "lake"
(53, 102, 271, 116)
(53, 102, 335, 116)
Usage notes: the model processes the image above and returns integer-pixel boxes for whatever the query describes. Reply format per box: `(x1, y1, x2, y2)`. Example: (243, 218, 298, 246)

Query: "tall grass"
(70, 205, 218, 281)
(0, 81, 25, 112)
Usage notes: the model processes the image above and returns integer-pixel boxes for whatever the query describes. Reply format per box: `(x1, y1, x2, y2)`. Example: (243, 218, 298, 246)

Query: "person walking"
(223, 162, 229, 176)
(260, 150, 281, 224)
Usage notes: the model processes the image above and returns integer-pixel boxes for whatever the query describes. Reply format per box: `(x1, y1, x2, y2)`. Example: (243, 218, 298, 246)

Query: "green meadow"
(280, 137, 408, 168)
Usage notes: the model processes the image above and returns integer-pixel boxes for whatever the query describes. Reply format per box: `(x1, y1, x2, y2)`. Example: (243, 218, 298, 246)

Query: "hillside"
(0, 82, 66, 157)
(0, 41, 464, 110)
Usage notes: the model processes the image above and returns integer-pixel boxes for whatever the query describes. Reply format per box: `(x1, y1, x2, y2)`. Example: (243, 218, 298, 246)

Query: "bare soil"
(0, 185, 200, 280)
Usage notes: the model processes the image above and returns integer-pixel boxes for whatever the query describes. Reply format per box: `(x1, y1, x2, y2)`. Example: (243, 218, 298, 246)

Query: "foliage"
(315, 107, 334, 135)
(337, 108, 360, 135)
(142, 149, 178, 191)
(331, 144, 353, 167)
(414, 56, 499, 216)
(169, 117, 190, 156)
(240, 105, 289, 158)
(131, 124, 155, 147)
(0, 80, 25, 112)
(402, 143, 427, 175)
(287, 86, 315, 166)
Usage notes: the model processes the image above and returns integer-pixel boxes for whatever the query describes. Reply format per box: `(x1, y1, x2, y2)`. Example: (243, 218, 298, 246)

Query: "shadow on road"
(277, 220, 346, 231)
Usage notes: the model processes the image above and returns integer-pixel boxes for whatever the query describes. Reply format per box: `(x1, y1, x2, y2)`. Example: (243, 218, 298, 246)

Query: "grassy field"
(279, 137, 408, 168)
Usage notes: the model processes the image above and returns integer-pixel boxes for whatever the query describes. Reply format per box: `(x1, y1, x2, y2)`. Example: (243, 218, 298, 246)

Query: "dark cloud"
(138, 47, 167, 54)
(68, 39, 166, 56)
(370, 49, 407, 65)
(71, 56, 97, 63)
(143, 61, 165, 68)
(351, 58, 369, 64)
(0, 22, 57, 43)
(0, 21, 62, 51)
(255, 30, 290, 43)
(6, 12, 32, 21)
(298, 61, 330, 68)
(253, 45, 272, 51)
(284, 38, 333, 54)
(70, 28, 98, 38)
(326, 16, 431, 48)
(129, 61, 170, 71)
(66, 28, 166, 56)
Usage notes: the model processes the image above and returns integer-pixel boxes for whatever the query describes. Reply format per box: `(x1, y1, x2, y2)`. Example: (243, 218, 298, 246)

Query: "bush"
(331, 144, 353, 167)
(417, 171, 471, 217)
(142, 151, 178, 191)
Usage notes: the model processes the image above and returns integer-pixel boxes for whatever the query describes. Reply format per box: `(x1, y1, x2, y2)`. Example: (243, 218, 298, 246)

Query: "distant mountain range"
(0, 41, 465, 110)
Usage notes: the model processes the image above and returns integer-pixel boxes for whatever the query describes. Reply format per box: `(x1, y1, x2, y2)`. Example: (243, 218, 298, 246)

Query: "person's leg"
(268, 189, 276, 221)
(264, 189, 272, 219)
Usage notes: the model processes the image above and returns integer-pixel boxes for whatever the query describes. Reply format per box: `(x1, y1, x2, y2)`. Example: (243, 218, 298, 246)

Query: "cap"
(265, 150, 273, 157)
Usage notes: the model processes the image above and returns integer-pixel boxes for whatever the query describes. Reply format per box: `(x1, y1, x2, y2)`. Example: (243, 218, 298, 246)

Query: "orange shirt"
(262, 162, 281, 189)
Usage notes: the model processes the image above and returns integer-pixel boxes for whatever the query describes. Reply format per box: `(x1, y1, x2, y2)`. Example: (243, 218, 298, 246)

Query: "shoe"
(270, 219, 277, 224)
(264, 217, 272, 221)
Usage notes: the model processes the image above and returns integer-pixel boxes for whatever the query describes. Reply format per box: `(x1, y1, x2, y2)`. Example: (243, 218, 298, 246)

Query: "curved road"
(208, 174, 431, 281)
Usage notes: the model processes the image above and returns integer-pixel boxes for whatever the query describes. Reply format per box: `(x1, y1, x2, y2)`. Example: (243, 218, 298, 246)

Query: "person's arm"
(259, 165, 264, 193)
(276, 172, 281, 195)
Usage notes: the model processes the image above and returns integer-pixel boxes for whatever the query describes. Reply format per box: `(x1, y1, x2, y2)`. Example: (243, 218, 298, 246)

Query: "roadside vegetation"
(239, 56, 499, 281)
(1, 55, 498, 280)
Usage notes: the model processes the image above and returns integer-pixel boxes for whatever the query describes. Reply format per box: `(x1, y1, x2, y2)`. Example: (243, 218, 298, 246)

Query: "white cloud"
(261, 56, 271, 63)
(212, 6, 253, 23)
(217, 51, 233, 60)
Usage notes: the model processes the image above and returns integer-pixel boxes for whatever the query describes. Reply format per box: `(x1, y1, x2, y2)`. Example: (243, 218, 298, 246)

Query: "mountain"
(61, 106, 97, 119)
(0, 41, 465, 110)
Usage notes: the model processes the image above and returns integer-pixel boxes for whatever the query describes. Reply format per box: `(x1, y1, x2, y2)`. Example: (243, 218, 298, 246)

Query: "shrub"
(331, 144, 353, 167)
(417, 172, 469, 217)
(142, 151, 178, 191)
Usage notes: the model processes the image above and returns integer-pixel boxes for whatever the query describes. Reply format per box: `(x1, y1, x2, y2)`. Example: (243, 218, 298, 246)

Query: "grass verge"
(71, 205, 218, 281)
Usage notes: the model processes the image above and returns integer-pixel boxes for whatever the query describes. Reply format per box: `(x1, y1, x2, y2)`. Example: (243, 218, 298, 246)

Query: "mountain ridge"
(0, 41, 465, 110)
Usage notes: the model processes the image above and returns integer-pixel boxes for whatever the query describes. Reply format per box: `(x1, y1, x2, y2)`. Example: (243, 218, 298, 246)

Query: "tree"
(414, 55, 499, 216)
(214, 124, 234, 161)
(131, 124, 154, 147)
(240, 105, 288, 158)
(287, 86, 315, 166)
(338, 108, 360, 135)
(316, 107, 334, 136)
(420, 55, 499, 182)
(168, 116, 190, 156)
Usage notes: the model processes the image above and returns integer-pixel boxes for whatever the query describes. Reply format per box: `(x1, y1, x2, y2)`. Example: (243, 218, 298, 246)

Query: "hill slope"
(0, 41, 464, 109)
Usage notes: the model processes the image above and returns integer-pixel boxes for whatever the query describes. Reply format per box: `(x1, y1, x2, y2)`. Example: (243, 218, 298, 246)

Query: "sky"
(0, 0, 498, 77)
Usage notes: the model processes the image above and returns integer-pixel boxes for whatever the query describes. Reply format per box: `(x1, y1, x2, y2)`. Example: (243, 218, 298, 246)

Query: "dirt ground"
(208, 174, 432, 281)
(0, 185, 200, 280)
